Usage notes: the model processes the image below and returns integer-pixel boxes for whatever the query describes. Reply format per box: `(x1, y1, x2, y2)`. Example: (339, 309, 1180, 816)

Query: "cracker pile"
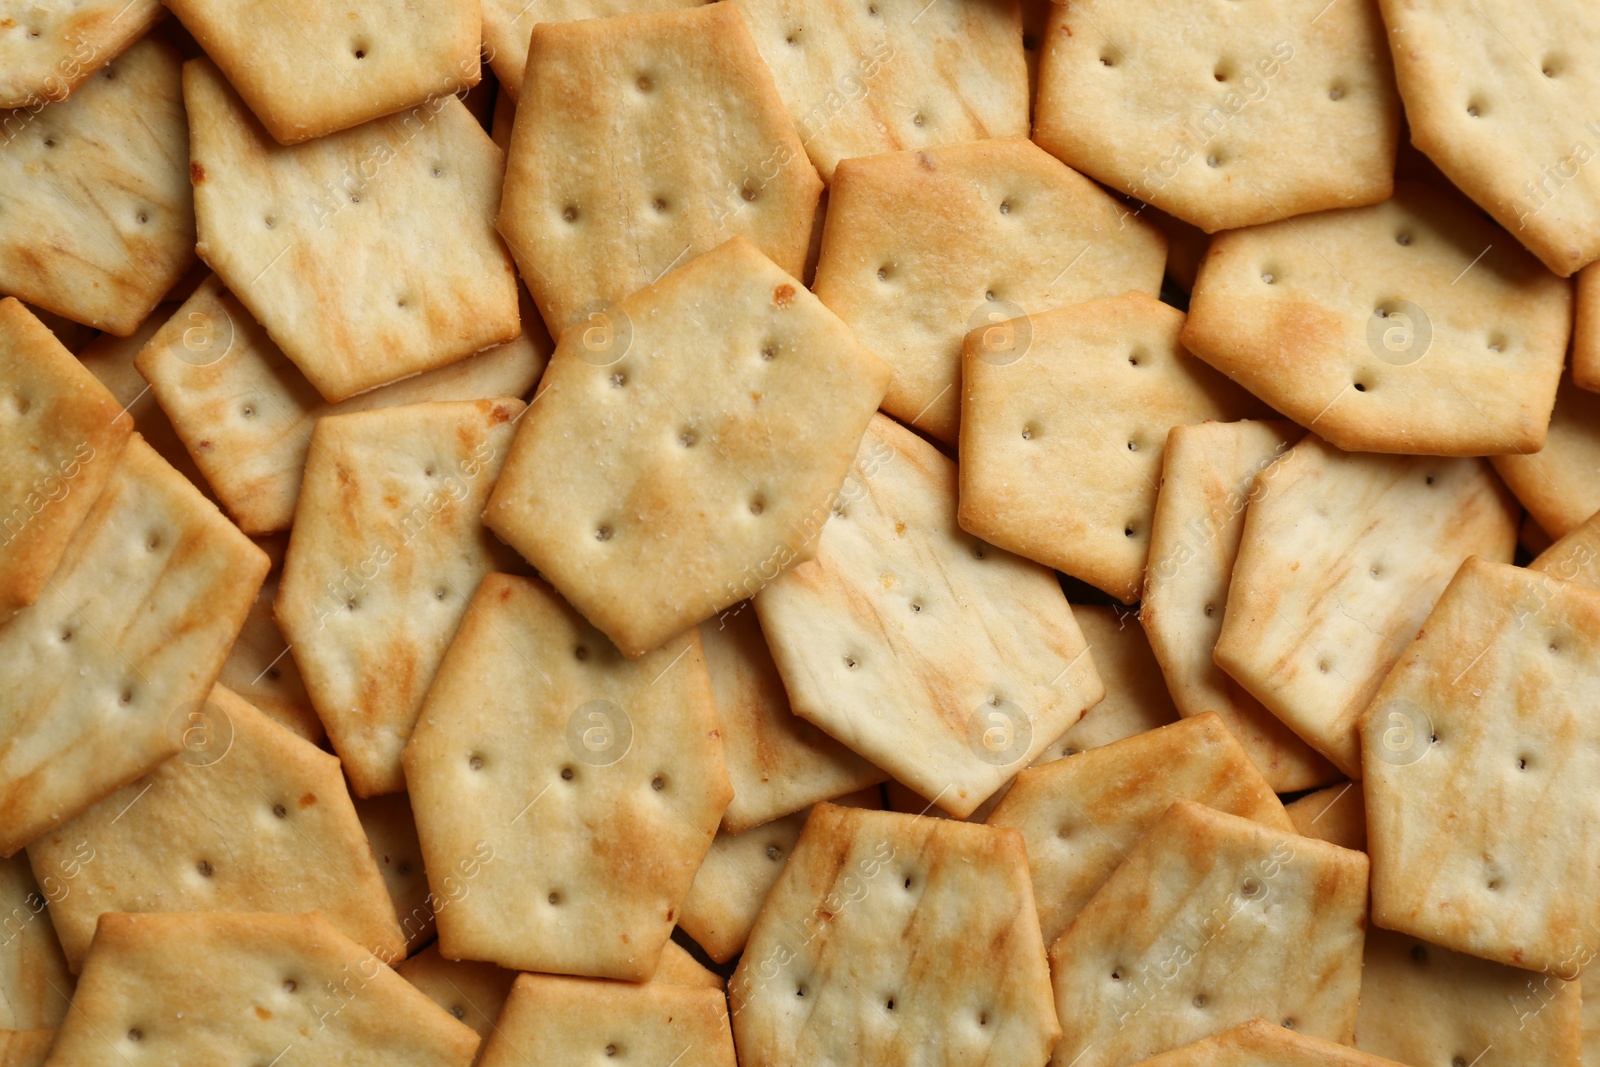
(3, 0, 1600, 1064)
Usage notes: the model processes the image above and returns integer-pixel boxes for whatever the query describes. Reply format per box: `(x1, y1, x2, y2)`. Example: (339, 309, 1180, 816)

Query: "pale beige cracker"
(0, 1031, 53, 1067)
(1577, 262, 1600, 391)
(1587, 988, 1600, 1067)
(731, 803, 1060, 1067)
(1128, 1019, 1408, 1067)
(0, 857, 72, 1029)
(1362, 557, 1600, 974)
(402, 573, 731, 980)
(0, 0, 163, 109)
(185, 58, 520, 402)
(1147, 206, 1211, 294)
(755, 414, 1104, 819)
(1142, 419, 1337, 792)
(1034, 0, 1398, 233)
(1049, 801, 1369, 1067)
(1379, 0, 1600, 275)
(653, 940, 723, 990)
(1284, 783, 1367, 853)
(43, 912, 478, 1066)
(165, 0, 479, 144)
(485, 237, 888, 657)
(214, 536, 322, 743)
(0, 436, 267, 856)
(1490, 372, 1600, 539)
(0, 36, 193, 336)
(814, 137, 1167, 444)
(1215, 435, 1517, 775)
(353, 793, 435, 953)
(1183, 182, 1572, 456)
(1531, 507, 1600, 594)
(0, 298, 131, 615)
(960, 291, 1266, 602)
(22, 307, 96, 355)
(480, 0, 704, 104)
(395, 943, 516, 1047)
(498, 4, 822, 335)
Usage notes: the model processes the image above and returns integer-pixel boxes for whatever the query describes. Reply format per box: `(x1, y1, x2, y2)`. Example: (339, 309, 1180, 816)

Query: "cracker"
(1379, 0, 1600, 276)
(1354, 927, 1581, 1067)
(1214, 435, 1517, 775)
(479, 973, 735, 1067)
(275, 399, 523, 796)
(44, 912, 478, 1066)
(0, 36, 195, 336)
(729, 0, 1029, 182)
(755, 414, 1105, 818)
(0, 1032, 52, 1067)
(485, 237, 888, 658)
(1362, 557, 1600, 974)
(1033, 0, 1398, 233)
(395, 943, 516, 1045)
(1577, 262, 1600, 391)
(0, 299, 132, 615)
(214, 537, 322, 742)
(23, 307, 98, 356)
(1284, 782, 1367, 853)
(730, 803, 1060, 1067)
(480, 0, 703, 104)
(1127, 1019, 1406, 1067)
(497, 4, 822, 336)
(988, 713, 1294, 947)
(700, 607, 882, 834)
(0, 857, 72, 1029)
(959, 291, 1267, 602)
(1182, 182, 1572, 456)
(1489, 372, 1600, 539)
(0, 0, 162, 109)
(352, 794, 436, 955)
(164, 0, 479, 145)
(0, 436, 267, 856)
(1141, 418, 1337, 792)
(184, 58, 521, 402)
(1038, 605, 1179, 762)
(1522, 513, 1557, 558)
(1048, 801, 1369, 1067)
(26, 685, 404, 971)
(814, 137, 1167, 444)
(653, 940, 724, 990)
(402, 573, 732, 979)
(1531, 508, 1600, 594)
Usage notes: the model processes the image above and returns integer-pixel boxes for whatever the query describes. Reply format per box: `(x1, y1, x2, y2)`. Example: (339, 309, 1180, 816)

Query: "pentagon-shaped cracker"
(43, 912, 478, 1067)
(960, 291, 1266, 602)
(988, 713, 1293, 947)
(481, 0, 703, 103)
(214, 538, 321, 743)
(353, 794, 436, 954)
(1182, 182, 1571, 455)
(0, 436, 267, 856)
(755, 414, 1104, 818)
(1128, 1019, 1407, 1067)
(1355, 927, 1581, 1067)
(498, 4, 822, 335)
(1284, 782, 1366, 853)
(730, 0, 1028, 182)
(0, 299, 132, 615)
(0, 36, 194, 336)
(1362, 558, 1600, 974)
(485, 238, 888, 658)
(1034, 0, 1398, 232)
(1142, 419, 1336, 792)
(814, 138, 1167, 443)
(276, 399, 523, 796)
(1577, 263, 1600, 391)
(165, 0, 479, 144)
(1379, 0, 1600, 275)
(395, 943, 516, 1046)
(1531, 507, 1600, 594)
(0, 0, 162, 109)
(27, 686, 403, 971)
(402, 573, 731, 979)
(1043, 605, 1179, 761)
(0, 856, 72, 1029)
(184, 59, 520, 402)
(1215, 435, 1517, 775)
(730, 804, 1060, 1067)
(1049, 802, 1368, 1067)
(1489, 373, 1600, 539)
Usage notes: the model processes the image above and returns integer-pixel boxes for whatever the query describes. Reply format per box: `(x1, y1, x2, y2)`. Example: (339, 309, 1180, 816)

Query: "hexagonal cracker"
(1489, 372, 1600, 540)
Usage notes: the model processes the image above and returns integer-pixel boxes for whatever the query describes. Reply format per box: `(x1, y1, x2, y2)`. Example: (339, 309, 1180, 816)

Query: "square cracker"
(184, 58, 521, 402)
(0, 299, 132, 615)
(43, 912, 478, 1067)
(353, 794, 435, 954)
(1489, 372, 1600, 539)
(1355, 927, 1581, 1067)
(0, 856, 73, 1029)
(813, 137, 1168, 444)
(1141, 419, 1337, 792)
(395, 943, 517, 1045)
(479, 973, 735, 1067)
(402, 573, 732, 980)
(755, 413, 1105, 819)
(1214, 435, 1517, 776)
(275, 399, 524, 796)
(485, 237, 889, 658)
(1576, 262, 1600, 391)
(1361, 557, 1600, 974)
(1531, 507, 1600, 594)
(730, 804, 1060, 1067)
(135, 275, 548, 535)
(1378, 0, 1600, 276)
(1182, 182, 1572, 456)
(1048, 801, 1369, 1067)
(1284, 783, 1367, 853)
(1127, 1019, 1407, 1067)
(987, 712, 1294, 947)
(1033, 0, 1398, 233)
(26, 685, 404, 971)
(0, 0, 162, 109)
(497, 4, 822, 336)
(0, 436, 267, 856)
(164, 0, 479, 144)
(480, 0, 703, 104)
(0, 36, 195, 336)
(729, 0, 1029, 182)
(959, 291, 1267, 603)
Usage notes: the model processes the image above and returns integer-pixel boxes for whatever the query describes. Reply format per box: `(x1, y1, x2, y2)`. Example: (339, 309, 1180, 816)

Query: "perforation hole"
(651, 775, 666, 791)
(679, 429, 698, 448)
(1396, 232, 1411, 246)
(1467, 101, 1483, 117)
(1329, 85, 1344, 101)
(636, 75, 653, 92)
(885, 997, 896, 1011)
(595, 525, 613, 542)
(450, 1005, 466, 1019)
(912, 114, 924, 127)
(196, 860, 214, 878)
(562, 205, 579, 223)
(999, 199, 1012, 215)
(272, 803, 287, 819)
(575, 646, 589, 661)
(1111, 969, 1123, 981)
(353, 44, 367, 59)
(609, 372, 626, 388)
(127, 1029, 143, 1042)
(1099, 53, 1115, 67)
(468, 754, 484, 771)
(135, 211, 148, 225)
(561, 767, 574, 780)
(283, 979, 297, 993)
(844, 655, 859, 670)
(1353, 382, 1367, 392)
(549, 891, 561, 905)
(1261, 272, 1275, 284)
(766, 844, 783, 861)
(1193, 994, 1208, 1007)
